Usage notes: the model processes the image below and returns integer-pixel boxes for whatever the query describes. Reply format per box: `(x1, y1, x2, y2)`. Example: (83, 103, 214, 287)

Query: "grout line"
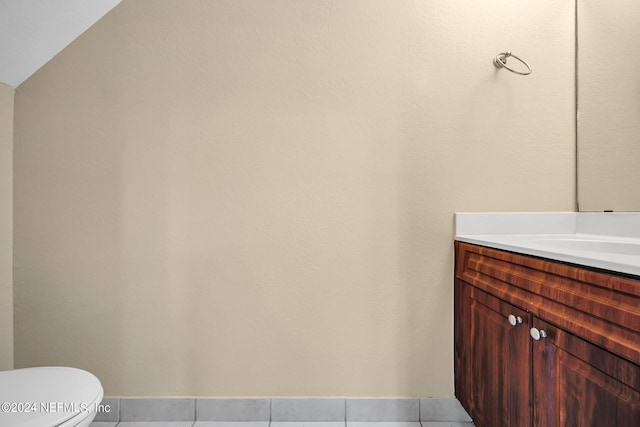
(344, 400, 348, 427)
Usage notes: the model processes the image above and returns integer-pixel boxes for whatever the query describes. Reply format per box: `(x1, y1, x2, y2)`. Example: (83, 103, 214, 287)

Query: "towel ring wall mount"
(494, 51, 532, 75)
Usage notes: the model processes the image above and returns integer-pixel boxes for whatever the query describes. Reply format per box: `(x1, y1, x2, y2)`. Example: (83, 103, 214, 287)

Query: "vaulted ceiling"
(0, 0, 121, 88)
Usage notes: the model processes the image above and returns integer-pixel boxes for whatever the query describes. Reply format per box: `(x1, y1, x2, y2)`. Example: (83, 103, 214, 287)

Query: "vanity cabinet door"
(532, 317, 640, 427)
(455, 280, 532, 427)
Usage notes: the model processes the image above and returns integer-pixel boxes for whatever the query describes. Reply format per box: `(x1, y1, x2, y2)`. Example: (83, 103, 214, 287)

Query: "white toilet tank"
(0, 367, 104, 427)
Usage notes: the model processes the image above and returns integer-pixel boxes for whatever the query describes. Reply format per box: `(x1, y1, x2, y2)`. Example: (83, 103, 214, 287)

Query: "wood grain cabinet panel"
(455, 280, 531, 427)
(532, 318, 640, 427)
(454, 242, 640, 427)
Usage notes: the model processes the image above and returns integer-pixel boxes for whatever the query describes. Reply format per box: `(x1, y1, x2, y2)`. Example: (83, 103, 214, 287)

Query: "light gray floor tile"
(194, 423, 269, 427)
(116, 423, 195, 427)
(420, 399, 472, 422)
(420, 423, 475, 427)
(196, 399, 270, 421)
(271, 422, 345, 427)
(90, 423, 118, 427)
(272, 399, 345, 421)
(347, 422, 421, 427)
(346, 400, 419, 422)
(120, 399, 195, 422)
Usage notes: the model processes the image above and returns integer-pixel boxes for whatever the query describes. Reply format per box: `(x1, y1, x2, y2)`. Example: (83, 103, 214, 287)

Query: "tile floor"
(91, 422, 475, 427)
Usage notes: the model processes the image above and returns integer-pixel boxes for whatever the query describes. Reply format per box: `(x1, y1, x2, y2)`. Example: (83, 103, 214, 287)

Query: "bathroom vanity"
(454, 213, 640, 427)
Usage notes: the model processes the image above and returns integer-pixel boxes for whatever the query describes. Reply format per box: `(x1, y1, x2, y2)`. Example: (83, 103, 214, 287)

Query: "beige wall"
(13, 0, 575, 396)
(577, 0, 640, 211)
(0, 83, 14, 370)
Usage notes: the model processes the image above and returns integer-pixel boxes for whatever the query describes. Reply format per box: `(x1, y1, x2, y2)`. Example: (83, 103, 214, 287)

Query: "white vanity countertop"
(455, 212, 640, 277)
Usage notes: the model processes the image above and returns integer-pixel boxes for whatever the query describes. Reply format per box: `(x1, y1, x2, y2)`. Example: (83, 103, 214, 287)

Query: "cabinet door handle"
(530, 327, 547, 340)
(508, 314, 523, 326)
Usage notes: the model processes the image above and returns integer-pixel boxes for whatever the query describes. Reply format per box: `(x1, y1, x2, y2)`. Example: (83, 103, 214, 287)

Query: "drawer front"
(455, 241, 640, 365)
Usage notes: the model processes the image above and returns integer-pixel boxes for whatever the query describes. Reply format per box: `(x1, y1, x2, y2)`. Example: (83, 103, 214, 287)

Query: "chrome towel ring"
(493, 51, 532, 75)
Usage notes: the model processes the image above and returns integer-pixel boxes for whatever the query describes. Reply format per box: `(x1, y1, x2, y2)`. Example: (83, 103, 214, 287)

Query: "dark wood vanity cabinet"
(454, 242, 640, 427)
(455, 282, 531, 427)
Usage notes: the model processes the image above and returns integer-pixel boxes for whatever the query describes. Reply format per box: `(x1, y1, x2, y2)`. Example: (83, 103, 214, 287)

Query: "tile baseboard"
(93, 397, 471, 423)
(272, 399, 345, 422)
(120, 398, 194, 422)
(420, 399, 472, 422)
(197, 399, 270, 421)
(346, 399, 418, 422)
